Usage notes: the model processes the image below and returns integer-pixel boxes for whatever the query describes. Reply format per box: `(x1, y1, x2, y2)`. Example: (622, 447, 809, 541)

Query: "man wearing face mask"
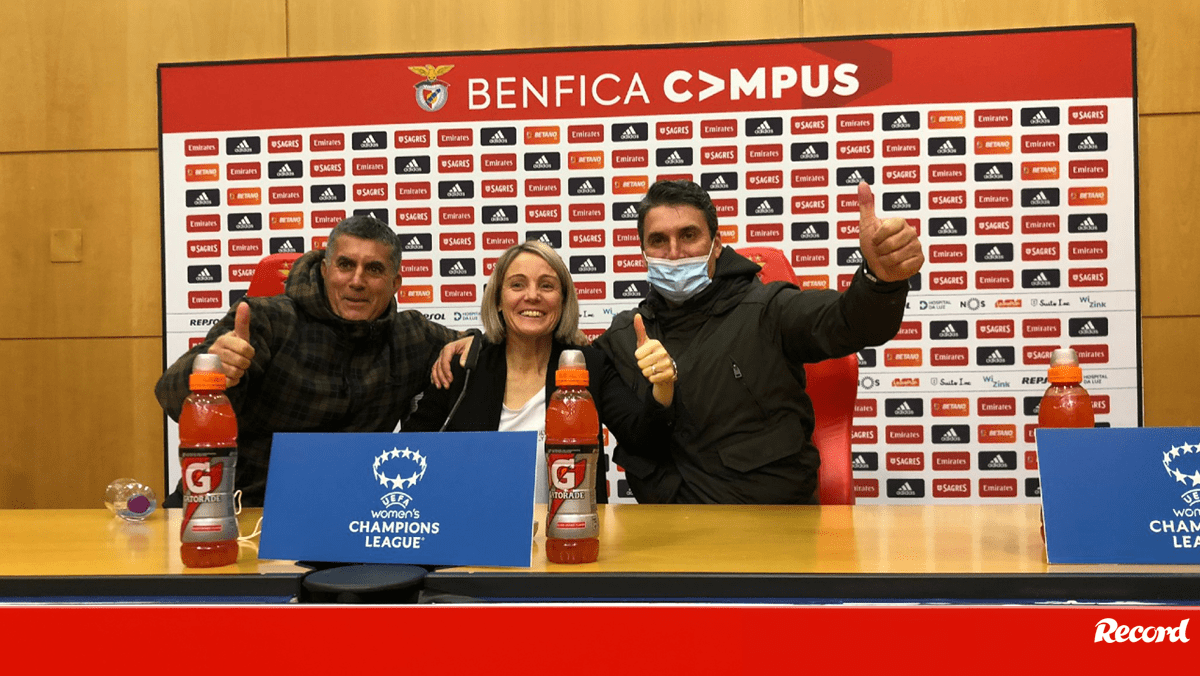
(591, 179, 923, 504)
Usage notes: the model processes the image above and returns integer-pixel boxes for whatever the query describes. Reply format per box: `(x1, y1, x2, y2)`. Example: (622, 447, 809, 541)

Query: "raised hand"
(431, 335, 474, 389)
(857, 181, 925, 283)
(633, 313, 677, 407)
(208, 302, 255, 388)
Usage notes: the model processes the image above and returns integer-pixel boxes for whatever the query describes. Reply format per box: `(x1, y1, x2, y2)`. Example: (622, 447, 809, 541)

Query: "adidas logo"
(890, 115, 912, 129)
(532, 155, 552, 169)
(576, 180, 596, 194)
(1077, 321, 1099, 335)
(236, 216, 254, 228)
(754, 201, 775, 215)
(318, 187, 338, 201)
(799, 224, 820, 239)
(403, 159, 423, 173)
(940, 428, 961, 442)
(1031, 110, 1051, 124)
(709, 175, 729, 189)
(405, 237, 423, 251)
(798, 145, 820, 160)
(987, 454, 1009, 469)
(1077, 135, 1099, 150)
(275, 164, 295, 177)
(359, 135, 379, 148)
(234, 140, 252, 152)
(895, 482, 917, 496)
(844, 170, 864, 185)
(622, 285, 640, 298)
(891, 195, 912, 209)
(753, 120, 775, 135)
(984, 165, 1004, 179)
(1078, 217, 1097, 231)
(663, 150, 684, 165)
(984, 349, 1007, 364)
(852, 455, 870, 470)
(446, 183, 466, 197)
(893, 401, 915, 415)
(490, 209, 510, 223)
(857, 353, 867, 366)
(936, 140, 957, 154)
(846, 250, 863, 264)
(621, 205, 638, 219)
(937, 221, 959, 235)
(276, 241, 296, 253)
(1030, 272, 1052, 286)
(1029, 191, 1052, 206)
(195, 268, 214, 281)
(578, 258, 598, 272)
(939, 324, 960, 338)
(620, 126, 640, 140)
(983, 246, 1006, 261)
(448, 261, 467, 274)
(193, 192, 212, 206)
(538, 234, 553, 245)
(489, 130, 508, 144)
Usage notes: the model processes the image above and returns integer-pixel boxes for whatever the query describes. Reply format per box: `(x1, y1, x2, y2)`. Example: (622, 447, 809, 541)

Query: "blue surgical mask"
(644, 240, 716, 303)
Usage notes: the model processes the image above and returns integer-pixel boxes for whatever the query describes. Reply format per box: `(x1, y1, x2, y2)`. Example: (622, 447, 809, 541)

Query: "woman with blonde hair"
(405, 240, 676, 503)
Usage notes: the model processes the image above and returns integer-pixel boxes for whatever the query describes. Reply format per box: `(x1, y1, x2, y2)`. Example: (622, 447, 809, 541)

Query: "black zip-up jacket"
(593, 247, 907, 504)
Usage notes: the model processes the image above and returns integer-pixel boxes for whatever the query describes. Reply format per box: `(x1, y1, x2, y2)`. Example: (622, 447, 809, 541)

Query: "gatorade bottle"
(179, 353, 240, 568)
(1037, 348, 1094, 429)
(544, 350, 601, 564)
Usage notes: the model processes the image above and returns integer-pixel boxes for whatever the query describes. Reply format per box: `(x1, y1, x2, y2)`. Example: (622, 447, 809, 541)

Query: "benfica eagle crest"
(409, 64, 454, 112)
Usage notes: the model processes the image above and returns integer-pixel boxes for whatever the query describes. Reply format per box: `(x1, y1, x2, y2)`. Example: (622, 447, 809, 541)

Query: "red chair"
(738, 246, 858, 505)
(246, 252, 302, 297)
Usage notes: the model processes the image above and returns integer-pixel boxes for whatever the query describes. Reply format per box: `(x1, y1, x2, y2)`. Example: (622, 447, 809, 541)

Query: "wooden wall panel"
(801, 0, 1200, 115)
(0, 0, 288, 153)
(0, 151, 162, 340)
(0, 337, 164, 508)
(286, 0, 803, 55)
(1142, 317, 1200, 427)
(1138, 114, 1200, 318)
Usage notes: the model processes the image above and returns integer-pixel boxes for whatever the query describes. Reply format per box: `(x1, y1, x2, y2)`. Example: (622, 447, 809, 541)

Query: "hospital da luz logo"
(409, 64, 454, 112)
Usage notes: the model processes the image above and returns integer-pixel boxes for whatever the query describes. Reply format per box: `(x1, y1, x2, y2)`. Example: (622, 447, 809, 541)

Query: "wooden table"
(0, 508, 305, 601)
(4, 505, 1197, 603)
(425, 504, 1200, 603)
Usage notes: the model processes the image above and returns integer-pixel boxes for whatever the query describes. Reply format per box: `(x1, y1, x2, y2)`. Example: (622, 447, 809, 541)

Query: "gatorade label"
(180, 447, 239, 542)
(546, 445, 600, 540)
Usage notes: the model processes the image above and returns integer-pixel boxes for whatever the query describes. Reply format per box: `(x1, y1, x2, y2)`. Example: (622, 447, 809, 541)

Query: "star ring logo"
(1163, 443, 1200, 505)
(372, 447, 428, 507)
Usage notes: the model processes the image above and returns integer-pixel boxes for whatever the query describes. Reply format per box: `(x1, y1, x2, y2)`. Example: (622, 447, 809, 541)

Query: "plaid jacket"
(155, 249, 458, 506)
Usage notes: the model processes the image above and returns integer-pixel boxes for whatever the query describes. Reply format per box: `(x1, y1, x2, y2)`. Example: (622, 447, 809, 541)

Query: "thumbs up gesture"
(633, 313, 677, 407)
(857, 181, 924, 282)
(208, 302, 256, 388)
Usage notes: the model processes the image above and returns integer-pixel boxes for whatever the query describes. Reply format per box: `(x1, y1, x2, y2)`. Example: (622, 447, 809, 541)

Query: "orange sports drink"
(544, 350, 601, 564)
(179, 353, 240, 568)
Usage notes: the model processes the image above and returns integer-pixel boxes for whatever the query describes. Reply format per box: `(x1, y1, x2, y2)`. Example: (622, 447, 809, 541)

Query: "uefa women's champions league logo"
(409, 64, 454, 112)
(1163, 443, 1200, 505)
(372, 447, 428, 507)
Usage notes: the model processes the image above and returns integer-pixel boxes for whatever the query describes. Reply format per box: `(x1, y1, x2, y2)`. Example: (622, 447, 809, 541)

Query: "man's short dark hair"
(325, 215, 402, 274)
(636, 180, 719, 245)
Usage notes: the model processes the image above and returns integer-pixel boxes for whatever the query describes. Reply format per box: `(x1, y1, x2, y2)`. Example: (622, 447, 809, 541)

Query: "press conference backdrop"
(159, 25, 1139, 505)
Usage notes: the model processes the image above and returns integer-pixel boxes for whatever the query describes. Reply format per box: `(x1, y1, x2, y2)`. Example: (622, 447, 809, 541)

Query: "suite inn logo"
(409, 64, 454, 112)
(351, 446, 441, 550)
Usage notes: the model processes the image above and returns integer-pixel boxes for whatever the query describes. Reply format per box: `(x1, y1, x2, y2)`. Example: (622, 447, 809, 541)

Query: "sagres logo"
(372, 447, 428, 507)
(409, 64, 454, 112)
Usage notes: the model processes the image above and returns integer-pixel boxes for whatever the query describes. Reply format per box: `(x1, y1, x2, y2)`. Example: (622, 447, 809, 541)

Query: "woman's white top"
(498, 388, 548, 504)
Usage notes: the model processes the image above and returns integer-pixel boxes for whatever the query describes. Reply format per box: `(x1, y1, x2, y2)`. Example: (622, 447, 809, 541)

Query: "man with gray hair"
(156, 215, 460, 506)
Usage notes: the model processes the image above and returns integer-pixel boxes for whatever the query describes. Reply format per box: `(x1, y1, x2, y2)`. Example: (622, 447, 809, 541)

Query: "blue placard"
(1038, 427, 1200, 564)
(259, 431, 537, 567)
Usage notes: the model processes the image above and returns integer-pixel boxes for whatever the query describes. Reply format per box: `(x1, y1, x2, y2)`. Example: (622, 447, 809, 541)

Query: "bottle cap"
(190, 353, 227, 390)
(1047, 348, 1083, 383)
(555, 349, 589, 387)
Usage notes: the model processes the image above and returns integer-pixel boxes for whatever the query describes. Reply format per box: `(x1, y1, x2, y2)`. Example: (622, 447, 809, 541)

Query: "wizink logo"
(373, 447, 428, 508)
